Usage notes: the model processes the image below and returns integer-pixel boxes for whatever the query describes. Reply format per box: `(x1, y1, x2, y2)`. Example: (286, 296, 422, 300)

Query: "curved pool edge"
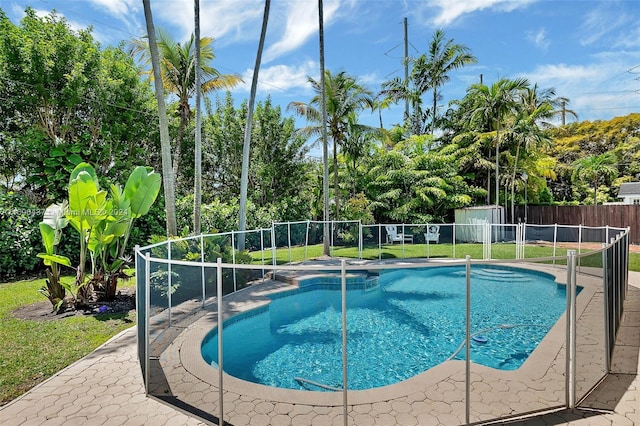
(183, 321, 468, 405)
(177, 262, 601, 407)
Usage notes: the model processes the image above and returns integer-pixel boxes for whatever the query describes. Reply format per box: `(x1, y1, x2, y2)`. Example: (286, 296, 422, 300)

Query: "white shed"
(454, 205, 504, 243)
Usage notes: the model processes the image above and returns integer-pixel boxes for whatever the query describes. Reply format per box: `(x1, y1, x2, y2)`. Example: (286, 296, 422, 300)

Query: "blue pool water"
(201, 265, 574, 391)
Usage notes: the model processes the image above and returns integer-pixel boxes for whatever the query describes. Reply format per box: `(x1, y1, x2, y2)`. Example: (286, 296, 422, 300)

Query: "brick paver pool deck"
(2, 270, 638, 426)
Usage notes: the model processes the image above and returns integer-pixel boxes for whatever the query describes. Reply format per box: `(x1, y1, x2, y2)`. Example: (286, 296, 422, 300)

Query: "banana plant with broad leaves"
(37, 202, 72, 312)
(66, 162, 161, 303)
(66, 163, 107, 304)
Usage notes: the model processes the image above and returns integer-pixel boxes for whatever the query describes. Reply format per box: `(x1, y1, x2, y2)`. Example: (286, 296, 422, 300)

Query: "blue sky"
(3, 0, 640, 133)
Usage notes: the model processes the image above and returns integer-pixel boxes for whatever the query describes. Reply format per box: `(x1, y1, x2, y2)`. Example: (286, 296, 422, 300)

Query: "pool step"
(267, 270, 380, 291)
(471, 268, 532, 282)
(449, 268, 530, 282)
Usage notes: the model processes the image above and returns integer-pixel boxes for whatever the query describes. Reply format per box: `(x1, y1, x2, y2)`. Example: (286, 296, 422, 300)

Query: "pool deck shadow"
(1, 268, 638, 426)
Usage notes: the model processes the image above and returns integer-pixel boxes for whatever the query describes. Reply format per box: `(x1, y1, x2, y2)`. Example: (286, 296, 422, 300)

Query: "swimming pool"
(201, 265, 574, 391)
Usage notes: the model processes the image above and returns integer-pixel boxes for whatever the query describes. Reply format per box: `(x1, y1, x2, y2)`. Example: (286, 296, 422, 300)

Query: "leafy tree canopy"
(0, 7, 158, 202)
(547, 113, 640, 202)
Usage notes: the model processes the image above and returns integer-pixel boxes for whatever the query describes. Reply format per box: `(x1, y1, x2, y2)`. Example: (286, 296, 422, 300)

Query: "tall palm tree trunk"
(193, 0, 202, 235)
(333, 136, 339, 220)
(432, 90, 437, 137)
(142, 0, 177, 236)
(319, 0, 330, 256)
(173, 107, 189, 191)
(510, 142, 521, 222)
(238, 0, 270, 251)
(495, 124, 500, 214)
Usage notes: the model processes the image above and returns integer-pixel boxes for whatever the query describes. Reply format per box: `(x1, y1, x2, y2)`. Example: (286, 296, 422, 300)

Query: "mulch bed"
(12, 287, 136, 321)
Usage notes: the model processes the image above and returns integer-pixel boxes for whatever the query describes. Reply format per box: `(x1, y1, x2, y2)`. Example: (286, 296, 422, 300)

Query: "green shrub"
(0, 193, 42, 278)
(148, 232, 253, 302)
(538, 187, 553, 205)
(128, 197, 166, 248)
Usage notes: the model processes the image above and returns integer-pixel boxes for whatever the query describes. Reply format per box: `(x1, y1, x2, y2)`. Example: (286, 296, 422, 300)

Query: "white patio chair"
(385, 225, 413, 244)
(424, 225, 440, 244)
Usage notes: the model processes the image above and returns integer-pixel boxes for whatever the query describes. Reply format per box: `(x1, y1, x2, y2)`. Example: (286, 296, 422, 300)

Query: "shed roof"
(617, 182, 640, 197)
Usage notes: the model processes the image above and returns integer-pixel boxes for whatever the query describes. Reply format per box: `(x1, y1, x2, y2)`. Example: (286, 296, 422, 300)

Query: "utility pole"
(403, 17, 409, 121)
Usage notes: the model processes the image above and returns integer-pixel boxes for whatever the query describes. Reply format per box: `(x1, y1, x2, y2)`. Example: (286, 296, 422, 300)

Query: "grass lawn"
(251, 243, 640, 272)
(1, 245, 637, 407)
(250, 242, 608, 264)
(0, 276, 135, 406)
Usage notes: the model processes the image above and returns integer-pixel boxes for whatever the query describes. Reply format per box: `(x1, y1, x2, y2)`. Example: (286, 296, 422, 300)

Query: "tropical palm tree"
(373, 94, 393, 129)
(288, 70, 375, 220)
(380, 29, 476, 137)
(142, 0, 177, 236)
(379, 70, 427, 136)
(507, 85, 555, 220)
(519, 84, 578, 127)
(131, 30, 242, 188)
(557, 98, 579, 125)
(465, 77, 529, 208)
(342, 117, 378, 197)
(572, 152, 618, 205)
(423, 29, 477, 136)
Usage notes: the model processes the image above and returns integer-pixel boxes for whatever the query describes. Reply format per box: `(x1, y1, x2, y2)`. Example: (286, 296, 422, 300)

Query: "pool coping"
(176, 261, 602, 407)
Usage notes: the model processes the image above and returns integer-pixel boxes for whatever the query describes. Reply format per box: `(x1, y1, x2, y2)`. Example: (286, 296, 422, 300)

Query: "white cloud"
(358, 72, 381, 87)
(135, 0, 195, 41)
(118, 0, 264, 44)
(578, 6, 635, 47)
(86, 0, 141, 37)
(29, 8, 52, 19)
(521, 63, 601, 87)
(612, 24, 640, 49)
(520, 61, 640, 121)
(10, 3, 26, 17)
(88, 0, 138, 19)
(526, 28, 549, 51)
(263, 0, 341, 63)
(237, 61, 319, 94)
(199, 2, 264, 44)
(426, 0, 537, 26)
(67, 18, 93, 35)
(89, 0, 354, 62)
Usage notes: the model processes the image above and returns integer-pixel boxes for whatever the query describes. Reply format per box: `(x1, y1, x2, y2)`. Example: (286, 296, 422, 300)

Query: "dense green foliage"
(0, 193, 41, 277)
(188, 94, 315, 232)
(288, 70, 378, 219)
(0, 9, 161, 277)
(547, 114, 640, 203)
(0, 8, 159, 202)
(358, 137, 484, 223)
(1, 8, 638, 278)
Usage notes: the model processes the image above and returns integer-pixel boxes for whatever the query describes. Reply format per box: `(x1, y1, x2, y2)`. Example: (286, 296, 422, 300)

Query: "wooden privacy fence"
(514, 205, 640, 244)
